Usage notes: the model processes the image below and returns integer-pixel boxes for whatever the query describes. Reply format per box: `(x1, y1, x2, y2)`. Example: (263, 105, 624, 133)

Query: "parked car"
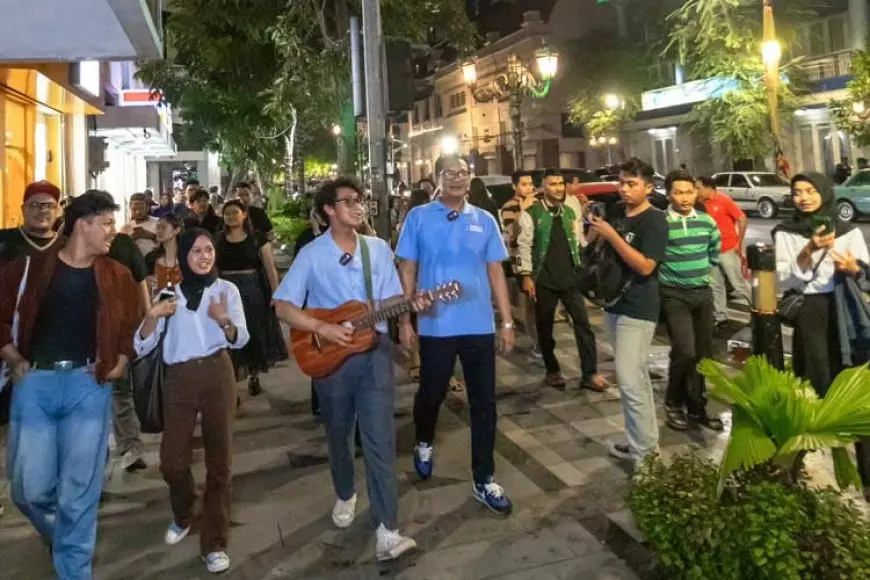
(712, 172, 791, 219)
(476, 174, 515, 207)
(833, 169, 870, 222)
(575, 182, 668, 212)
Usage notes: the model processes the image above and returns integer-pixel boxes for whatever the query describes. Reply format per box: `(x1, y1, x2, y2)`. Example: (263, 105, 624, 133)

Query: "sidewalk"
(0, 304, 848, 579)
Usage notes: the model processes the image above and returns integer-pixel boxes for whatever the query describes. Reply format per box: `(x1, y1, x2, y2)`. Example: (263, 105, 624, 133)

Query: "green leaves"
(698, 356, 870, 494)
(831, 50, 870, 147)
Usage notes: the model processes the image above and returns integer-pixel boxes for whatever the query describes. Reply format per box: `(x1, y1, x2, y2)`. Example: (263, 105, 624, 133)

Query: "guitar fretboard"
(352, 290, 434, 330)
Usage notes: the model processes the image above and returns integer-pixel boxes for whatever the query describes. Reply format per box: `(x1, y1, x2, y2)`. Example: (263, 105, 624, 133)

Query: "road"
(744, 216, 870, 247)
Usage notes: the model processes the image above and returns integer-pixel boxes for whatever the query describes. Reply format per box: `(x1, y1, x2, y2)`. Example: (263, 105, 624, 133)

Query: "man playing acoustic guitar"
(273, 177, 430, 562)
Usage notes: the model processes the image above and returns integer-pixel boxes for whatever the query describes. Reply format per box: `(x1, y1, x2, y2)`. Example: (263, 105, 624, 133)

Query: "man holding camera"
(517, 169, 607, 391)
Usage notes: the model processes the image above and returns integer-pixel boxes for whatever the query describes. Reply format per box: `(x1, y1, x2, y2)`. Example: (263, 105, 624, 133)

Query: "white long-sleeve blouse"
(774, 227, 870, 294)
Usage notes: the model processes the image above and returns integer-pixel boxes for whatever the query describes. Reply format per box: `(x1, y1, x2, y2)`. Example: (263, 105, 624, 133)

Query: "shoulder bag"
(130, 316, 170, 434)
(778, 249, 828, 327)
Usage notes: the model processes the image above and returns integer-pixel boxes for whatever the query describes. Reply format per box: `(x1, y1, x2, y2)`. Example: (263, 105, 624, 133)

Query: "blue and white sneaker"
(473, 477, 513, 516)
(413, 443, 434, 480)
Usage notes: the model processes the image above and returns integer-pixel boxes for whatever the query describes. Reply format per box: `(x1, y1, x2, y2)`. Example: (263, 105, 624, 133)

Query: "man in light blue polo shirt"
(273, 177, 424, 562)
(396, 154, 516, 516)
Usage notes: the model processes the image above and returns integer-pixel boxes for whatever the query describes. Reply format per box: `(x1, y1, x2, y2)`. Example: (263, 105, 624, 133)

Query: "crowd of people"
(2, 151, 870, 578)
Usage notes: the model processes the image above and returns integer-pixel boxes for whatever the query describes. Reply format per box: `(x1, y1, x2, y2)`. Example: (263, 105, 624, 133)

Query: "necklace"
(18, 227, 60, 252)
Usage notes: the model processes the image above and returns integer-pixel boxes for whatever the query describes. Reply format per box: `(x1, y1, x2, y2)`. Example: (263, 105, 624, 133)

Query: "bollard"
(746, 243, 785, 370)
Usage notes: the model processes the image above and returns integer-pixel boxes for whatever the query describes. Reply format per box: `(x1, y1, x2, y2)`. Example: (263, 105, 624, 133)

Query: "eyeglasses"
(27, 201, 58, 213)
(335, 197, 364, 207)
(441, 170, 471, 180)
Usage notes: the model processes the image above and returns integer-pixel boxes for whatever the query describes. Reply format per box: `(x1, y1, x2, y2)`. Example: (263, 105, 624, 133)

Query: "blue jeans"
(313, 336, 398, 530)
(6, 367, 112, 580)
(606, 314, 660, 462)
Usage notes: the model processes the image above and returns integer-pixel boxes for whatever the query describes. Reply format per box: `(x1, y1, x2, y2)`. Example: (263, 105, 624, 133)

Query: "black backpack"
(576, 238, 632, 308)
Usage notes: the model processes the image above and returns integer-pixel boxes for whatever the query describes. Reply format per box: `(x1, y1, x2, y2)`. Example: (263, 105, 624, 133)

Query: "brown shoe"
(580, 374, 610, 392)
(545, 372, 567, 389)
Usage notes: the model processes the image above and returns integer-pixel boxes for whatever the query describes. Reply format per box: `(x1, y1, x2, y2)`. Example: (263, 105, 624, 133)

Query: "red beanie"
(24, 180, 61, 203)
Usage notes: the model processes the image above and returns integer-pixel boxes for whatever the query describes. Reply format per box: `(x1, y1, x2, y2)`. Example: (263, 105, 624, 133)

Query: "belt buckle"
(54, 360, 74, 371)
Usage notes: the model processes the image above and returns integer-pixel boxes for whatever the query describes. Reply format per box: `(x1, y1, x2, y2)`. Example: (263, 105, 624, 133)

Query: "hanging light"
(535, 46, 559, 81)
(461, 59, 478, 86)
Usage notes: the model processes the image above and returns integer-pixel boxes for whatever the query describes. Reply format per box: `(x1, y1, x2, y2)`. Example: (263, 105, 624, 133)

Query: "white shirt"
(134, 279, 250, 364)
(774, 228, 870, 294)
(121, 216, 160, 256)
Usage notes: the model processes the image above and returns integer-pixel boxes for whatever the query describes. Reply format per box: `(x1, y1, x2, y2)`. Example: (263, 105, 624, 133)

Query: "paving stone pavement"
(0, 305, 847, 580)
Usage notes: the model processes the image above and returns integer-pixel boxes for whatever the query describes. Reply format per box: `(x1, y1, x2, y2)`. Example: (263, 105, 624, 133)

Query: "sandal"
(248, 375, 262, 397)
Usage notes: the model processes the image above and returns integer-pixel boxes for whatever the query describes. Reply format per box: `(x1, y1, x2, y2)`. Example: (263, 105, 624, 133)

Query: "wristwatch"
(502, 321, 516, 331)
(222, 321, 234, 333)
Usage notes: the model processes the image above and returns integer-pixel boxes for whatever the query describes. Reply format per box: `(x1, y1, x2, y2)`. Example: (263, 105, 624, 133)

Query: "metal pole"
(350, 17, 364, 118)
(510, 89, 523, 171)
(746, 243, 784, 370)
(361, 0, 390, 240)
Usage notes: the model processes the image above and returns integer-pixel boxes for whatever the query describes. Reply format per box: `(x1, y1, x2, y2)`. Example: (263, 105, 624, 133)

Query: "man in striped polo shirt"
(660, 170, 724, 432)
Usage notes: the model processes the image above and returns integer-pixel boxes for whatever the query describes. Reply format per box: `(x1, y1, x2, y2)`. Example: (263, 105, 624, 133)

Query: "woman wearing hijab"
(134, 228, 250, 574)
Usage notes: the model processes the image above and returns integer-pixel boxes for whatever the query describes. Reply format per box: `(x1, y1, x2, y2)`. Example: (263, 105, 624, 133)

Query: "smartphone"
(816, 216, 834, 234)
(158, 287, 175, 302)
(589, 202, 607, 220)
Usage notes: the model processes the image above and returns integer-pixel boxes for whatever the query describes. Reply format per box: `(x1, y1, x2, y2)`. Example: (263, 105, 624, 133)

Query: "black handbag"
(778, 250, 828, 327)
(130, 319, 169, 434)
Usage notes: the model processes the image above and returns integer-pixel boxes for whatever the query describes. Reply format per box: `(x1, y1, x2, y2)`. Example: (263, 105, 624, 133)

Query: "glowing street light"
(440, 135, 459, 156)
(461, 59, 478, 86)
(331, 124, 342, 136)
(535, 46, 559, 81)
(603, 93, 623, 110)
(761, 40, 782, 67)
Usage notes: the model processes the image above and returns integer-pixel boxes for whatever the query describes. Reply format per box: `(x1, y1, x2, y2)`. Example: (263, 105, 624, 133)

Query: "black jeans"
(661, 285, 714, 417)
(535, 284, 598, 377)
(415, 335, 496, 484)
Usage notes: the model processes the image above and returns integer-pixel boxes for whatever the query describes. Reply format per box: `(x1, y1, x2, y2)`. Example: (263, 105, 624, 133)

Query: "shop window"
(3, 95, 35, 227)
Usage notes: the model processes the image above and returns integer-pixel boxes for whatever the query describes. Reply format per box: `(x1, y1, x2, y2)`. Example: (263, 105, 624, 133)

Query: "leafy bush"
(277, 197, 310, 219)
(269, 215, 309, 247)
(630, 451, 870, 580)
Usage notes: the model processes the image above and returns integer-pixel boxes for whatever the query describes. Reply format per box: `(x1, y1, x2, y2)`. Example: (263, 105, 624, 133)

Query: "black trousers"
(661, 285, 714, 417)
(535, 284, 598, 377)
(793, 292, 870, 489)
(415, 335, 496, 484)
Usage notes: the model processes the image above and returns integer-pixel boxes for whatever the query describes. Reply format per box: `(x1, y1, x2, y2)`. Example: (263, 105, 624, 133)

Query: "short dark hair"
(188, 188, 209, 204)
(665, 170, 695, 193)
(511, 170, 533, 185)
(129, 192, 148, 204)
(408, 188, 431, 210)
(63, 190, 119, 237)
(696, 176, 716, 189)
(234, 181, 251, 191)
(542, 168, 563, 180)
(417, 178, 434, 188)
(315, 177, 364, 224)
(619, 157, 656, 185)
(435, 154, 468, 174)
(183, 178, 200, 188)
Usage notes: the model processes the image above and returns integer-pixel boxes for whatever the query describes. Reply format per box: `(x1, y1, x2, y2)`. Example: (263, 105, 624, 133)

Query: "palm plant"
(699, 357, 870, 495)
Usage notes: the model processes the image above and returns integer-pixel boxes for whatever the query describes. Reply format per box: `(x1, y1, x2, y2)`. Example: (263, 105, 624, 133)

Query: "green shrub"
(629, 451, 870, 580)
(276, 197, 309, 219)
(270, 215, 309, 247)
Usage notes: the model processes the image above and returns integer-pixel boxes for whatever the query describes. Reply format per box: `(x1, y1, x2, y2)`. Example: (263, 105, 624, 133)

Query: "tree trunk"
(252, 165, 267, 209)
(284, 106, 298, 201)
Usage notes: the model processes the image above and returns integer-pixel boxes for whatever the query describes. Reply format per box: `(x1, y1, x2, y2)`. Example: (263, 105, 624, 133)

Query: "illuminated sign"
(641, 77, 738, 111)
(70, 60, 101, 98)
(119, 89, 163, 107)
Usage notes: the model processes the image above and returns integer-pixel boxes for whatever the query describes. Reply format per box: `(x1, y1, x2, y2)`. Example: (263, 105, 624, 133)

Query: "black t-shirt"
(109, 233, 149, 283)
(216, 232, 267, 271)
(247, 206, 274, 237)
(0, 228, 56, 265)
(537, 209, 576, 291)
(604, 204, 669, 322)
(30, 262, 98, 362)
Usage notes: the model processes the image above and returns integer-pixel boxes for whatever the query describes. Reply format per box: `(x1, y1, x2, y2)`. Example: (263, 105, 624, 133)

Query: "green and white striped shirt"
(659, 208, 721, 288)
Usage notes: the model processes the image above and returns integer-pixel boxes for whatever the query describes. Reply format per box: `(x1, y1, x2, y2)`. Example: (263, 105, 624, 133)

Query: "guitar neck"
(354, 295, 424, 330)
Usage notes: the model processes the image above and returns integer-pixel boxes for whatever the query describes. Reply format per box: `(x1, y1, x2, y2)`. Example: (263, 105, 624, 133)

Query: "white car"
(712, 172, 791, 219)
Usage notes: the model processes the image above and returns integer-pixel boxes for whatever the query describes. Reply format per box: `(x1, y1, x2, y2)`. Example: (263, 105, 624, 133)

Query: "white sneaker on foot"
(376, 524, 417, 561)
(164, 521, 191, 545)
(331, 493, 357, 529)
(202, 551, 230, 573)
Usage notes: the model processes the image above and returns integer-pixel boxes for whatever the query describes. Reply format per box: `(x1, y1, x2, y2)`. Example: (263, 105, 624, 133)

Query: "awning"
(94, 105, 176, 157)
(0, 67, 103, 115)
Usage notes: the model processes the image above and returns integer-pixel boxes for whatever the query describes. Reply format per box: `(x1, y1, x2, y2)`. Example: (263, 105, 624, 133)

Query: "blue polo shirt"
(396, 200, 508, 337)
(273, 231, 402, 334)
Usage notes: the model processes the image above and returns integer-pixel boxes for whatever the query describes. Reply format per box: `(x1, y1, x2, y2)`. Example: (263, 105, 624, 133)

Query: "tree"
(665, 0, 812, 163)
(831, 49, 870, 147)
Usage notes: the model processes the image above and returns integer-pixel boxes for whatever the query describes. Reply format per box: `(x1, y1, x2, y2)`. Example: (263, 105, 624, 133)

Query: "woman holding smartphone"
(135, 228, 249, 573)
(145, 213, 183, 293)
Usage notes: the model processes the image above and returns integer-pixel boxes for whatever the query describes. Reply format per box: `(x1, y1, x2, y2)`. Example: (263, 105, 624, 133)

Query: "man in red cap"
(0, 181, 63, 266)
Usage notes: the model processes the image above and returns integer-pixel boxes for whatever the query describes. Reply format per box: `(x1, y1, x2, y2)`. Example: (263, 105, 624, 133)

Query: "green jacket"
(517, 201, 582, 280)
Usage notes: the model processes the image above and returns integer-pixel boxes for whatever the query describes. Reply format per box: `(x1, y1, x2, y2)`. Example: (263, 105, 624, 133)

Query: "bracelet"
(502, 321, 516, 330)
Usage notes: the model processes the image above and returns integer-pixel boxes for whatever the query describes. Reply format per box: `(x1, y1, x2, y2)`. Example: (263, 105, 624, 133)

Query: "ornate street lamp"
(462, 45, 559, 171)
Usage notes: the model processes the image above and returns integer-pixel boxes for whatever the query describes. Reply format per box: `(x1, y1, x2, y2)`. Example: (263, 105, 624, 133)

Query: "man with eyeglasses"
(274, 177, 429, 562)
(397, 154, 516, 516)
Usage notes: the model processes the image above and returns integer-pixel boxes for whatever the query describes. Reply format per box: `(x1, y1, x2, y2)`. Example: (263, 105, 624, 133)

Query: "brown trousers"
(160, 349, 236, 555)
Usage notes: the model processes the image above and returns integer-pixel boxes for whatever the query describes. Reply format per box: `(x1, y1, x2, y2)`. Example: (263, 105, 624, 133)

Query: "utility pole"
(361, 0, 390, 241)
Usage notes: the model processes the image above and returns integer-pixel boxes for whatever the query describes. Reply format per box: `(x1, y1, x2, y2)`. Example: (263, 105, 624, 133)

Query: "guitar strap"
(358, 235, 375, 307)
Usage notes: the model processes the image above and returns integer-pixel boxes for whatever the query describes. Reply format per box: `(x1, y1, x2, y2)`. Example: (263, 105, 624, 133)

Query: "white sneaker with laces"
(376, 524, 417, 561)
(331, 493, 357, 529)
(202, 551, 230, 573)
(164, 521, 191, 545)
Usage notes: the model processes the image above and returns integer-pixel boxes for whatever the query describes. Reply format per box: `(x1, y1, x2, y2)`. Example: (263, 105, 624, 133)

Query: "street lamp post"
(462, 46, 558, 171)
(332, 124, 345, 175)
(762, 0, 782, 150)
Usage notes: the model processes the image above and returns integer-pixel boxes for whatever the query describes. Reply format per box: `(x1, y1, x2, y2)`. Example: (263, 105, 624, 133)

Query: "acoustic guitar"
(291, 281, 463, 379)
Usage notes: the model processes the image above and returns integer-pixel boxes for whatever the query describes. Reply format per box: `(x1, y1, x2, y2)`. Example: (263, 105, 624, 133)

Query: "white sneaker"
(376, 524, 417, 561)
(164, 522, 191, 545)
(331, 494, 357, 529)
(202, 551, 230, 573)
